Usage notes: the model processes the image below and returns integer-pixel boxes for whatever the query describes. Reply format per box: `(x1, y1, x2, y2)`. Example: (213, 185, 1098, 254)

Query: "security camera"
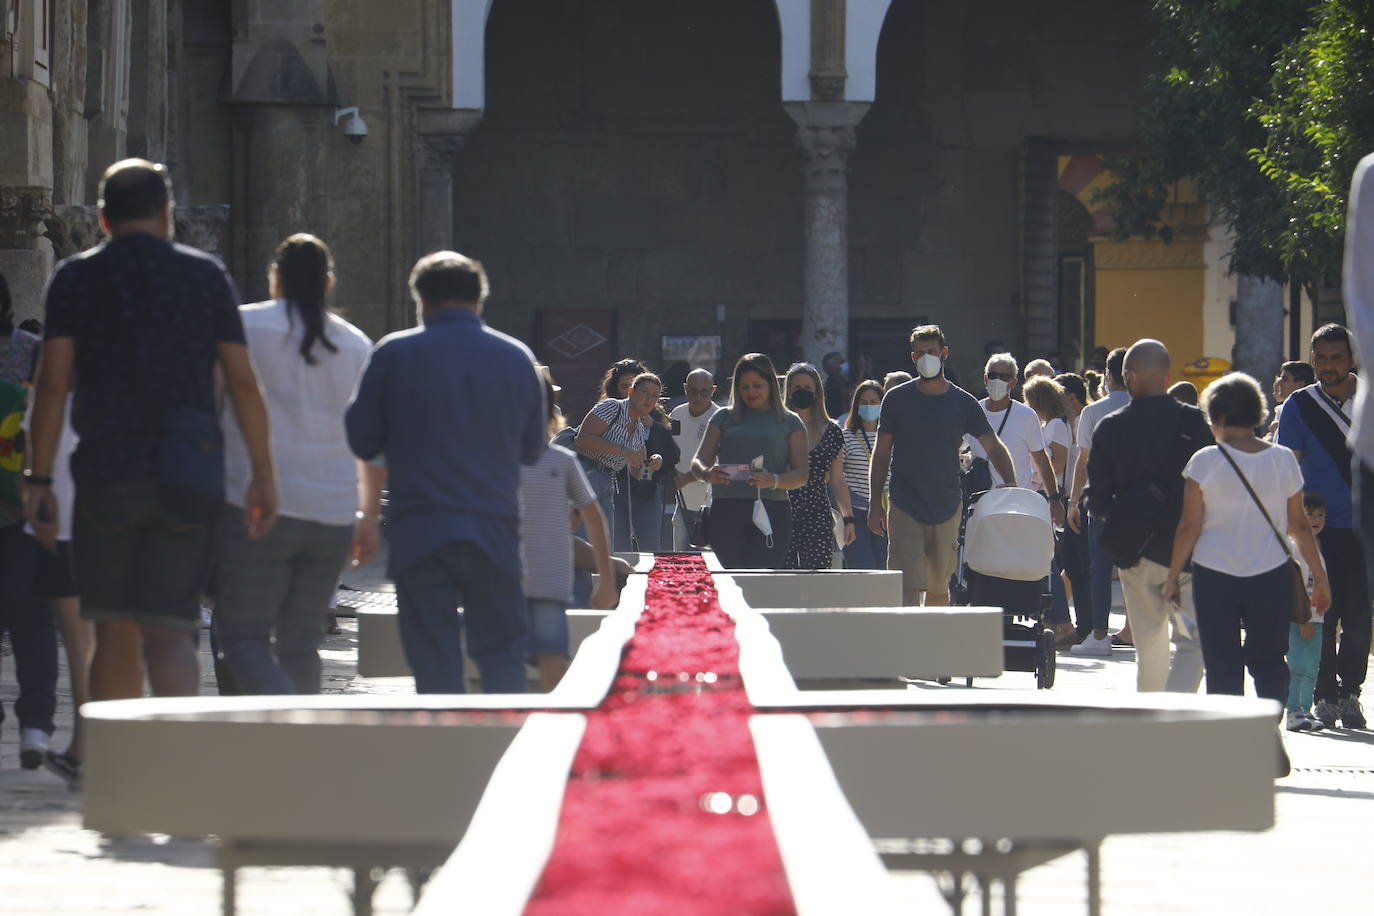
(334, 107, 368, 145)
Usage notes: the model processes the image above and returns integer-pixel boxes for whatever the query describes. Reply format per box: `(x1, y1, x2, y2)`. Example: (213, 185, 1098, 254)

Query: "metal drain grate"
(1291, 767, 1374, 776)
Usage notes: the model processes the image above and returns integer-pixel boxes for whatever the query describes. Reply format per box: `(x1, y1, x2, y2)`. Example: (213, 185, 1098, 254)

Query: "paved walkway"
(2, 590, 1372, 914)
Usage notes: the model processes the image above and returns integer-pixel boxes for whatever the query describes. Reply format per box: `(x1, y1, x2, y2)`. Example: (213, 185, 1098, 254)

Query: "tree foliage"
(1097, 0, 1374, 289)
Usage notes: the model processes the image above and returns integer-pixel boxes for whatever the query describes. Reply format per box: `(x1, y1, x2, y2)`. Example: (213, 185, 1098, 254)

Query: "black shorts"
(35, 539, 78, 599)
(73, 479, 214, 631)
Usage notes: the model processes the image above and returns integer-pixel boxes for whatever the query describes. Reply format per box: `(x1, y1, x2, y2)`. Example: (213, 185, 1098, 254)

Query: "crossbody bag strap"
(1313, 386, 1353, 427)
(995, 404, 1012, 437)
(1216, 444, 1298, 565)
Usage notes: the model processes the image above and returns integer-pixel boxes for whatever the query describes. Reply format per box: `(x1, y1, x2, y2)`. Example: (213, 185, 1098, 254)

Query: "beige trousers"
(1117, 557, 1204, 693)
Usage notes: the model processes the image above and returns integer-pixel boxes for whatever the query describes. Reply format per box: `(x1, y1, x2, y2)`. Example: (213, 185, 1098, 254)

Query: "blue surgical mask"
(839, 361, 850, 376)
(858, 404, 881, 422)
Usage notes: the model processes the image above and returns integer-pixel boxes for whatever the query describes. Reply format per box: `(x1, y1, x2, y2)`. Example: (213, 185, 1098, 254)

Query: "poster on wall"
(535, 308, 617, 424)
(661, 335, 722, 379)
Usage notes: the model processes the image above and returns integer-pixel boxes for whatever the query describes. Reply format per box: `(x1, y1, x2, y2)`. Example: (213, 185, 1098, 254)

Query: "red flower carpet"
(524, 554, 797, 915)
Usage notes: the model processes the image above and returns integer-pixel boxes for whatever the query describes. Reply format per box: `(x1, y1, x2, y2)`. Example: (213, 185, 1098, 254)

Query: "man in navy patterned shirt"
(27, 159, 277, 706)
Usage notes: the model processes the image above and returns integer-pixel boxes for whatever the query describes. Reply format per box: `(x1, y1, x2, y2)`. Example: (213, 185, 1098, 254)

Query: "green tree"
(1250, 0, 1374, 290)
(1099, 0, 1374, 383)
(1095, 0, 1312, 284)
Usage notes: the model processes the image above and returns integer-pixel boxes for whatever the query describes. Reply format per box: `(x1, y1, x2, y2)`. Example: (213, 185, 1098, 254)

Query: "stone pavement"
(2, 592, 1373, 914)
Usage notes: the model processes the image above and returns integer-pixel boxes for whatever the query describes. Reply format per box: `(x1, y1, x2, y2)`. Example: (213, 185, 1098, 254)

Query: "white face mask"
(916, 353, 943, 379)
(985, 379, 1011, 401)
(752, 496, 774, 547)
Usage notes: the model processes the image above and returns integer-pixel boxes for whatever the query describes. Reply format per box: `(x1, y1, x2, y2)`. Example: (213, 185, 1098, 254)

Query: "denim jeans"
(626, 483, 662, 552)
(214, 507, 354, 694)
(1048, 560, 1070, 624)
(1192, 562, 1291, 705)
(1057, 523, 1093, 635)
(673, 504, 701, 551)
(1087, 513, 1114, 631)
(393, 540, 528, 694)
(1287, 621, 1323, 713)
(842, 505, 887, 570)
(0, 524, 56, 734)
(584, 464, 633, 553)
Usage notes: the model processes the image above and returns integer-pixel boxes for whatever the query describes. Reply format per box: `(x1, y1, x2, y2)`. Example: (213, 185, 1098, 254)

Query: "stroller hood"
(965, 487, 1055, 582)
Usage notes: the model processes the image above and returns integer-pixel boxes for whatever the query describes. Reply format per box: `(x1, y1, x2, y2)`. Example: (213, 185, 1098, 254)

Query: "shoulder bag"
(1216, 445, 1311, 624)
(965, 405, 1012, 495)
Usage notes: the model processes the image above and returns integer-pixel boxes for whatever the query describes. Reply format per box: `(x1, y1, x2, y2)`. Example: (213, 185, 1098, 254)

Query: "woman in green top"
(690, 353, 808, 568)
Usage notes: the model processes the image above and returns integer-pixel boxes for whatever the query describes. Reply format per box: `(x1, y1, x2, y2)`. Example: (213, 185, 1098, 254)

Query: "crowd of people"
(0, 155, 1368, 793)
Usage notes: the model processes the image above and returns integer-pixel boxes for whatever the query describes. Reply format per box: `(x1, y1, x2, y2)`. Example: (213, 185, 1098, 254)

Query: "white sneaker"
(1069, 633, 1113, 657)
(1303, 711, 1327, 732)
(19, 727, 49, 769)
(1286, 710, 1315, 733)
(200, 606, 213, 628)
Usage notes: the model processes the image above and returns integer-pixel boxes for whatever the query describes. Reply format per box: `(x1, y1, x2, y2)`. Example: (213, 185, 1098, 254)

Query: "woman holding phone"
(691, 353, 808, 568)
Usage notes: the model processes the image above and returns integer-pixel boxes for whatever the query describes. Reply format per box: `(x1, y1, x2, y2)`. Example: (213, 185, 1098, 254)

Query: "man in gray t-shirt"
(869, 325, 1015, 607)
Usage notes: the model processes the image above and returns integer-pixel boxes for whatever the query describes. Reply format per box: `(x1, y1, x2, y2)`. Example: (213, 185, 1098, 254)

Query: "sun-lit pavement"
(2, 579, 1372, 915)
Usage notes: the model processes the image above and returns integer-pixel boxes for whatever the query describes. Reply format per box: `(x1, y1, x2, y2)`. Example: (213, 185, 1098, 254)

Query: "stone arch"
(450, 0, 496, 110)
(1056, 189, 1095, 369)
(452, 1, 890, 109)
(467, 0, 796, 417)
(844, 0, 895, 102)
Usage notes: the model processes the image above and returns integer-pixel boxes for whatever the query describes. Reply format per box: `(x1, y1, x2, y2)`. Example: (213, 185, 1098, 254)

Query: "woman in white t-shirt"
(1165, 373, 1330, 708)
(1024, 376, 1075, 643)
(1023, 377, 1071, 496)
(216, 234, 382, 695)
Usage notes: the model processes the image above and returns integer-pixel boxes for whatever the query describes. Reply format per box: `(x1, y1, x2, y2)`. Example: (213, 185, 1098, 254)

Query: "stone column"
(415, 109, 483, 255)
(784, 101, 869, 368)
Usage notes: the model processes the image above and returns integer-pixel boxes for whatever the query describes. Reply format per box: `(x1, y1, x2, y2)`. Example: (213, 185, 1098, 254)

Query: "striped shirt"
(520, 444, 597, 603)
(585, 397, 648, 473)
(841, 426, 877, 507)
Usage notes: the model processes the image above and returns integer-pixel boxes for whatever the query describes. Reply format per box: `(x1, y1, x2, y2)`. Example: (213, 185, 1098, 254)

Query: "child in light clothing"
(1286, 492, 1328, 732)
(519, 367, 617, 691)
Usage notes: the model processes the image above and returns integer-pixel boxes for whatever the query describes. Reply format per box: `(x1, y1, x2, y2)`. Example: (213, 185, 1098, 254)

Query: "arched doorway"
(1057, 190, 1094, 371)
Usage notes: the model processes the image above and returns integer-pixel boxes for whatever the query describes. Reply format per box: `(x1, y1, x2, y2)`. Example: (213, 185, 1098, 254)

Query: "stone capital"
(175, 205, 233, 257)
(417, 110, 483, 181)
(418, 134, 469, 181)
(0, 186, 54, 249)
(784, 102, 871, 187)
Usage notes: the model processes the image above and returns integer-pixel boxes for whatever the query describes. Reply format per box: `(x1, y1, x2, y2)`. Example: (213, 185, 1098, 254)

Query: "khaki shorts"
(887, 505, 961, 598)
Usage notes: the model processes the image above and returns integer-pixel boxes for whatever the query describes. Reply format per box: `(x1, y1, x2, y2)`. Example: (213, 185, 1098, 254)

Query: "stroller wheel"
(1036, 628, 1057, 690)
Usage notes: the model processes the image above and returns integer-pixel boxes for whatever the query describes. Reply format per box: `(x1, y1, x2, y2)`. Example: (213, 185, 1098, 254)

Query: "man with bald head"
(1086, 339, 1211, 692)
(670, 368, 720, 549)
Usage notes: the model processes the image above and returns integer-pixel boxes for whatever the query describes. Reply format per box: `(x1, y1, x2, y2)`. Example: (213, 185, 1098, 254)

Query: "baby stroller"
(952, 487, 1057, 689)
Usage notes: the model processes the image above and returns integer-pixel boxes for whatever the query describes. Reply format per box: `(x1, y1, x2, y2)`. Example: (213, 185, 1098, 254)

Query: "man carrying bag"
(1276, 323, 1370, 729)
(1087, 339, 1211, 693)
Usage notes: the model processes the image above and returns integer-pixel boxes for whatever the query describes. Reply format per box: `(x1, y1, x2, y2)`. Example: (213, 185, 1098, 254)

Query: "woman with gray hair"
(1166, 372, 1330, 723)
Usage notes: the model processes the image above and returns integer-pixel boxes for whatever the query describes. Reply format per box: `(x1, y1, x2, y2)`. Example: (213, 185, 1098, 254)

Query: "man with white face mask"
(965, 354, 1065, 527)
(869, 326, 1017, 607)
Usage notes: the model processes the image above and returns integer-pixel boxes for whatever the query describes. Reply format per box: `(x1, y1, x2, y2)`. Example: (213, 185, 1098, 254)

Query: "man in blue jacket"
(347, 251, 545, 693)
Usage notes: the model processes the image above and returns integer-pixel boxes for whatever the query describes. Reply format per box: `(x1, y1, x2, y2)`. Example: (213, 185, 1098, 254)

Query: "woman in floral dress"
(781, 363, 854, 570)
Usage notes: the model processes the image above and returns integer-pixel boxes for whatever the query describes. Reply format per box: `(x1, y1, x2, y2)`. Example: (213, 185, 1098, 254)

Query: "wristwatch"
(22, 470, 53, 486)
(843, 516, 856, 525)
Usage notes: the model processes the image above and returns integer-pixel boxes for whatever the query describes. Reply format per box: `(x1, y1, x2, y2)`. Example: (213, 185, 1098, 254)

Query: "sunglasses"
(986, 371, 1015, 382)
(685, 387, 714, 396)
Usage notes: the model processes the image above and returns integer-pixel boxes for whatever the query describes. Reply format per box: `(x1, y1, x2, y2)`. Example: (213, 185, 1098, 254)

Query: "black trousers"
(708, 498, 792, 570)
(0, 522, 57, 734)
(1315, 524, 1372, 701)
(1056, 522, 1094, 636)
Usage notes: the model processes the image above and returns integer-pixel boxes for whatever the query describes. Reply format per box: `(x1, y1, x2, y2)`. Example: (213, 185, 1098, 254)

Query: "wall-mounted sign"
(661, 335, 722, 377)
